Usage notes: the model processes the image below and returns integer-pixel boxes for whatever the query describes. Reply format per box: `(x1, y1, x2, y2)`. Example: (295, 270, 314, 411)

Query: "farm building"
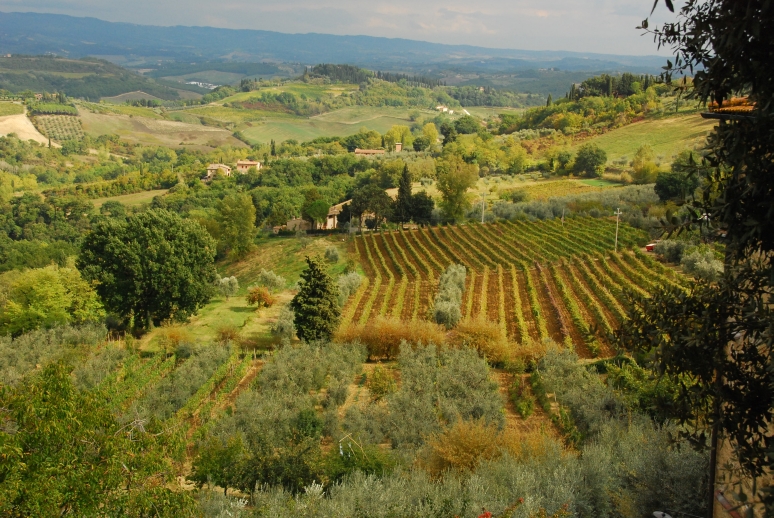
(354, 148, 386, 156)
(325, 200, 351, 230)
(236, 160, 262, 173)
(286, 218, 312, 232)
(204, 163, 231, 180)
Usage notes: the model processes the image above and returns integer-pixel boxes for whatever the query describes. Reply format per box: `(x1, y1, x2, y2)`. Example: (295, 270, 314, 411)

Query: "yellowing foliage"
(335, 316, 446, 359)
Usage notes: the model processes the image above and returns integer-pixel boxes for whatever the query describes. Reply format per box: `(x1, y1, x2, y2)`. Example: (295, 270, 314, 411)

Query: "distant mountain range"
(0, 11, 667, 74)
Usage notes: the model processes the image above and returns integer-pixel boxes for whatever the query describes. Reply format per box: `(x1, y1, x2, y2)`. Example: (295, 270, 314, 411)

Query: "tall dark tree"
(409, 191, 435, 224)
(350, 184, 393, 230)
(393, 165, 413, 223)
(619, 0, 774, 512)
(290, 255, 340, 342)
(78, 209, 217, 330)
(439, 121, 457, 146)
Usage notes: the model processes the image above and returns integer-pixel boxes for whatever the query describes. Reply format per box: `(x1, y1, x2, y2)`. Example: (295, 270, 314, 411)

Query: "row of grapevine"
(348, 218, 683, 358)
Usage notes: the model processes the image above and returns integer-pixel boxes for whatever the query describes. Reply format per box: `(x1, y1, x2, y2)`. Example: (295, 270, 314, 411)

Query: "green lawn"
(575, 114, 716, 162)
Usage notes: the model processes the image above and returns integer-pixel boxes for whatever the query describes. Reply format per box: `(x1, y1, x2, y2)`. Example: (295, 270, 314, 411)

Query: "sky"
(0, 0, 677, 55)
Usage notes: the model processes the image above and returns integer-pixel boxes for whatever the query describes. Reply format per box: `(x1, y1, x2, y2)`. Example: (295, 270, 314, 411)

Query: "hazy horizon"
(0, 1, 676, 56)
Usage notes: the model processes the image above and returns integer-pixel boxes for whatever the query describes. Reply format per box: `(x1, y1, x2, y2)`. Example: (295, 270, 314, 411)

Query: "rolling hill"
(0, 11, 666, 74)
(0, 55, 203, 101)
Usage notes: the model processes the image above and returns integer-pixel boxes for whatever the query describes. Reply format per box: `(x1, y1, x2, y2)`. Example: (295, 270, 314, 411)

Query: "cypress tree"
(546, 94, 553, 106)
(394, 165, 413, 223)
(290, 255, 340, 342)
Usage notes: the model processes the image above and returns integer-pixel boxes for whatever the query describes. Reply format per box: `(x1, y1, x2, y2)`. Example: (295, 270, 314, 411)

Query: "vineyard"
(35, 114, 85, 141)
(95, 342, 262, 449)
(344, 217, 687, 358)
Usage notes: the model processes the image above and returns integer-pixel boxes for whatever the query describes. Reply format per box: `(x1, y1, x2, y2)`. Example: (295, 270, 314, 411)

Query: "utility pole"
(614, 208, 623, 252)
(481, 192, 486, 223)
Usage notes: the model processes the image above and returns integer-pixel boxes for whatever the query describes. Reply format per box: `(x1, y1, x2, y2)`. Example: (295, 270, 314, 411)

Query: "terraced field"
(345, 217, 687, 357)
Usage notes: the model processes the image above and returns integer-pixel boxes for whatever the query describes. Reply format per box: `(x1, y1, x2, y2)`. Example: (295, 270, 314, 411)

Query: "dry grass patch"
(336, 316, 445, 359)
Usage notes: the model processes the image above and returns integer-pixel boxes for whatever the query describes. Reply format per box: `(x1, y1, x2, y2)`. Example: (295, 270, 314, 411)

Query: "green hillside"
(574, 113, 716, 162)
(0, 56, 189, 101)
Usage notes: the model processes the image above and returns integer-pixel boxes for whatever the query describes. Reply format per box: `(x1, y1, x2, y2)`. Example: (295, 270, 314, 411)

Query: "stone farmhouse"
(236, 160, 262, 173)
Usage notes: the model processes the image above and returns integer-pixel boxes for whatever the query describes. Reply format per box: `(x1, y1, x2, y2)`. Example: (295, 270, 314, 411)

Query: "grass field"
(311, 106, 425, 124)
(220, 83, 359, 104)
(79, 101, 164, 119)
(406, 176, 605, 204)
(239, 115, 412, 144)
(91, 189, 170, 208)
(0, 102, 24, 116)
(101, 91, 164, 104)
(579, 179, 620, 187)
(576, 113, 716, 162)
(79, 110, 245, 149)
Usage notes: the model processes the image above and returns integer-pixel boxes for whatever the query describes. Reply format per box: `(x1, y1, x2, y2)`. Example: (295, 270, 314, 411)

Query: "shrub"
(433, 264, 466, 329)
(324, 246, 340, 263)
(216, 275, 239, 300)
(337, 272, 363, 306)
(378, 344, 504, 448)
(257, 269, 286, 293)
(72, 345, 127, 391)
(216, 324, 241, 344)
(157, 325, 193, 353)
(433, 301, 462, 329)
(322, 443, 396, 485)
(417, 419, 520, 477)
(449, 316, 511, 365)
(335, 317, 445, 359)
(368, 364, 397, 400)
(573, 143, 607, 177)
(681, 245, 723, 282)
(0, 324, 107, 386)
(193, 341, 365, 494)
(271, 306, 296, 340)
(510, 378, 535, 419)
(246, 286, 276, 308)
(653, 240, 688, 263)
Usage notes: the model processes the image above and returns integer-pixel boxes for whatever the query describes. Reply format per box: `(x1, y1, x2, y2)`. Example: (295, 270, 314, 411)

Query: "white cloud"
(0, 0, 678, 54)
